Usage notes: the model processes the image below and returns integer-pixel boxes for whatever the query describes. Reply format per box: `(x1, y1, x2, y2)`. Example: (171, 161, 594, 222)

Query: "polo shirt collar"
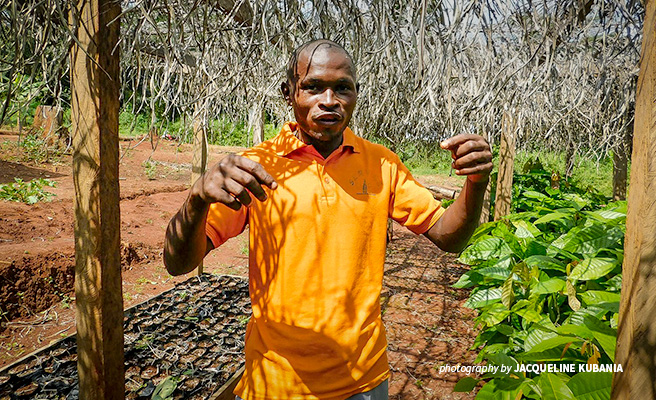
(270, 122, 360, 157)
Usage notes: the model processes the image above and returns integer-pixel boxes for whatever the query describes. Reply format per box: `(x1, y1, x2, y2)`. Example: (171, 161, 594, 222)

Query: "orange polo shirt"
(205, 122, 444, 400)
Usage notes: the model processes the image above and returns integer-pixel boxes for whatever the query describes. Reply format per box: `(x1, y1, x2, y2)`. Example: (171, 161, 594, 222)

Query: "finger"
(219, 190, 243, 210)
(232, 169, 268, 202)
(234, 157, 278, 190)
(452, 140, 491, 159)
(223, 178, 252, 207)
(441, 134, 485, 150)
(455, 162, 494, 176)
(201, 183, 242, 210)
(453, 151, 493, 170)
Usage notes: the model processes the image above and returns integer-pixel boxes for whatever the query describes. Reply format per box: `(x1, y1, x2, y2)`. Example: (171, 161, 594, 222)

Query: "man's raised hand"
(191, 154, 278, 210)
(440, 134, 493, 183)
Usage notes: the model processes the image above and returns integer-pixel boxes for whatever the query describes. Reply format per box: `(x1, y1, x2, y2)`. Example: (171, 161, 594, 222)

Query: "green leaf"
(567, 306, 608, 325)
(152, 376, 178, 400)
(538, 373, 575, 400)
(569, 258, 617, 281)
(468, 221, 499, 244)
(585, 210, 626, 223)
(534, 211, 575, 226)
(453, 377, 479, 392)
(525, 335, 581, 354)
(486, 352, 520, 373)
(478, 303, 512, 326)
(452, 271, 480, 288)
(459, 238, 513, 265)
(475, 266, 511, 281)
(602, 274, 622, 291)
(555, 324, 594, 339)
(583, 315, 617, 361)
(513, 220, 541, 238)
(566, 372, 612, 400)
(562, 193, 590, 210)
(524, 326, 558, 352)
(533, 278, 566, 294)
(525, 255, 567, 272)
(550, 228, 582, 254)
(517, 346, 584, 362)
(574, 226, 623, 256)
(475, 377, 524, 400)
(464, 288, 503, 308)
(580, 291, 620, 313)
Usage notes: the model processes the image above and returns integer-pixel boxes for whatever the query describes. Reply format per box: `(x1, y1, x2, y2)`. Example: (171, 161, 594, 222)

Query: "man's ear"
(281, 82, 292, 106)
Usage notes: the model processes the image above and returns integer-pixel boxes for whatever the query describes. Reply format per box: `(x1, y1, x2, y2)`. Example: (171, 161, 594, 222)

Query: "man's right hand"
(164, 154, 277, 275)
(190, 154, 278, 210)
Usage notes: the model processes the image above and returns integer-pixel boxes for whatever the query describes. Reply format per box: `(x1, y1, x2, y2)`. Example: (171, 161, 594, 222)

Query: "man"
(164, 39, 492, 400)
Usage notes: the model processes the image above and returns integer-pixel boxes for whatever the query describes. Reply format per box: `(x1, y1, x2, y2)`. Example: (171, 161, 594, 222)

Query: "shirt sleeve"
(388, 153, 445, 234)
(205, 202, 248, 248)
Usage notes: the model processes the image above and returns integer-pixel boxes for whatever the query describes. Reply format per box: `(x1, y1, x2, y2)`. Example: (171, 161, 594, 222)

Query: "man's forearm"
(424, 178, 488, 253)
(163, 194, 211, 275)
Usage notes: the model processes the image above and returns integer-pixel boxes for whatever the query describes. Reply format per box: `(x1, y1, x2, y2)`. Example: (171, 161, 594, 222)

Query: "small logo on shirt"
(357, 180, 371, 195)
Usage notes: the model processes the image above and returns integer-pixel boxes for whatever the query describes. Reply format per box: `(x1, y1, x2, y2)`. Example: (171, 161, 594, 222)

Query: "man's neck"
(295, 128, 344, 159)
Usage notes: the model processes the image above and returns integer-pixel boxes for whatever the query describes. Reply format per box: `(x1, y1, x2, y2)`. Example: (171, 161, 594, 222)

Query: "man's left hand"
(440, 134, 493, 183)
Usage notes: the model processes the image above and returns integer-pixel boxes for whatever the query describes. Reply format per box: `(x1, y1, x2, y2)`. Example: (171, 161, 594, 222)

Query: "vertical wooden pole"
(192, 102, 208, 276)
(612, 1, 656, 398)
(479, 130, 492, 224)
(494, 112, 516, 221)
(249, 103, 265, 145)
(612, 119, 631, 201)
(70, 0, 125, 398)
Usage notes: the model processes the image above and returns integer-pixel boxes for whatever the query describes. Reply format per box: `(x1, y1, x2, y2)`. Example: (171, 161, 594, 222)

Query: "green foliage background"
(454, 166, 624, 399)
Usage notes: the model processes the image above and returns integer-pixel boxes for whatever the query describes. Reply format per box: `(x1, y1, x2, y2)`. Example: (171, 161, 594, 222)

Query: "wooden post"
(612, 0, 656, 397)
(612, 118, 632, 201)
(479, 130, 492, 224)
(70, 0, 125, 398)
(192, 102, 208, 276)
(493, 112, 516, 221)
(33, 105, 63, 147)
(249, 103, 265, 145)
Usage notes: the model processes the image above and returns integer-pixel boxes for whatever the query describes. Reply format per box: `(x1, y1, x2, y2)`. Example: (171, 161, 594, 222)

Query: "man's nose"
(320, 88, 338, 108)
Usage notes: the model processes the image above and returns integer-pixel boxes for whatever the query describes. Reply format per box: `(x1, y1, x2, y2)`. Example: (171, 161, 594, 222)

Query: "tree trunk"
(479, 130, 492, 224)
(612, 118, 632, 201)
(70, 0, 125, 398)
(249, 104, 265, 145)
(612, 0, 656, 398)
(494, 112, 516, 220)
(192, 102, 208, 276)
(34, 105, 63, 147)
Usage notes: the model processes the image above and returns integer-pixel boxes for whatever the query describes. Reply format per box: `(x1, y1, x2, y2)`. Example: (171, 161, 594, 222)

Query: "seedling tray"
(0, 274, 250, 399)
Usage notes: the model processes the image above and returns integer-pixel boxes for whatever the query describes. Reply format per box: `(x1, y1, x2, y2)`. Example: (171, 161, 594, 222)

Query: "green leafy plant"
(0, 178, 56, 204)
(151, 376, 178, 400)
(454, 168, 624, 399)
(142, 160, 157, 180)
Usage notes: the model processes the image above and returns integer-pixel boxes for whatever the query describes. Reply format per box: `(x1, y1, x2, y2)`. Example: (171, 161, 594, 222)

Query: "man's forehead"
(293, 43, 356, 81)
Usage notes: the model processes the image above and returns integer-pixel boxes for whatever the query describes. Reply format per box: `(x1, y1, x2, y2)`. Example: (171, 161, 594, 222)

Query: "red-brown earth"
(0, 131, 478, 399)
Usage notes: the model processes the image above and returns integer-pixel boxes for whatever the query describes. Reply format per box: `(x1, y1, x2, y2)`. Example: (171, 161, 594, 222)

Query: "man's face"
(284, 46, 358, 144)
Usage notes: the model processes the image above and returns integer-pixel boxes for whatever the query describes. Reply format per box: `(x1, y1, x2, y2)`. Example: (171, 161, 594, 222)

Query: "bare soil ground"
(0, 131, 477, 399)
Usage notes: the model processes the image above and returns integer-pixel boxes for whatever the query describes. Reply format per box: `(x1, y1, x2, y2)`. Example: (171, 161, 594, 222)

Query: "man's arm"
(163, 154, 277, 276)
(424, 134, 493, 253)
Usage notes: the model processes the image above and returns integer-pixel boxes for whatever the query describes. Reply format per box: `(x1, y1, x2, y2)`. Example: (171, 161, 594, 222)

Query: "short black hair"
(286, 39, 356, 86)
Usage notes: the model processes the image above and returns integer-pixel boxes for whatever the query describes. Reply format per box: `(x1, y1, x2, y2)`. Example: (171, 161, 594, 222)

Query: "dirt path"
(0, 133, 478, 398)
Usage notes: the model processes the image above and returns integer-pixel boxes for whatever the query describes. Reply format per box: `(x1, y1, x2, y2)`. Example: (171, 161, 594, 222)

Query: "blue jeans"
(235, 380, 389, 400)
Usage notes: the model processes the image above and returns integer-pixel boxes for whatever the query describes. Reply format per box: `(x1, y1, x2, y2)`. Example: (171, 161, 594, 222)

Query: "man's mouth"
(314, 113, 342, 125)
